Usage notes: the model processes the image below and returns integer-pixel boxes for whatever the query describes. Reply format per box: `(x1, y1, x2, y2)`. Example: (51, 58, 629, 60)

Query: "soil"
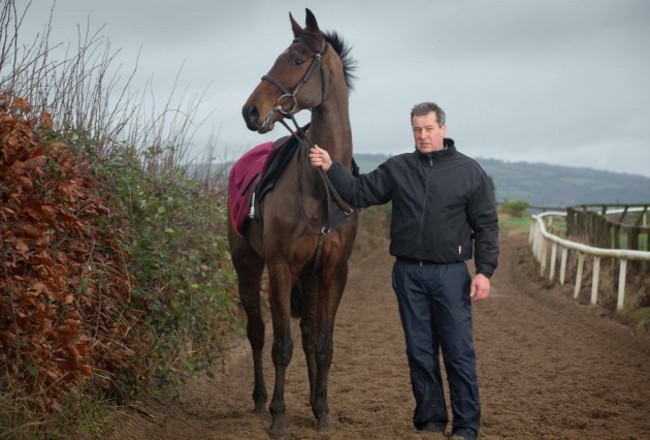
(103, 230, 650, 440)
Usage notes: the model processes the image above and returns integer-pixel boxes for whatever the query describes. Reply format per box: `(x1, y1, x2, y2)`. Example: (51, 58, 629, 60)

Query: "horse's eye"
(293, 58, 305, 66)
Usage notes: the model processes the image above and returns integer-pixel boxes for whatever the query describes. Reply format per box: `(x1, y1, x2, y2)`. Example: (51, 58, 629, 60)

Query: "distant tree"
(502, 199, 530, 217)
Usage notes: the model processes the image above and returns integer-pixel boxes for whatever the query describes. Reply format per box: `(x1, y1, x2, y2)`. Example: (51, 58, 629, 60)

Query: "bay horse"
(227, 8, 358, 438)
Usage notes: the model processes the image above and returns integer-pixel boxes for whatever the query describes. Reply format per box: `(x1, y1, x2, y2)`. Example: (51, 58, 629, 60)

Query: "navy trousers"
(392, 260, 480, 440)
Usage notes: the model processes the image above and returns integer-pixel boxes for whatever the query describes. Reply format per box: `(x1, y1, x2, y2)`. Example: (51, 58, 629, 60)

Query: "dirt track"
(104, 230, 650, 439)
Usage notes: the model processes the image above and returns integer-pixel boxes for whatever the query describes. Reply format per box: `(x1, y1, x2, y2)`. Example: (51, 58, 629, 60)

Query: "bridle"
(258, 36, 354, 241)
(261, 36, 327, 123)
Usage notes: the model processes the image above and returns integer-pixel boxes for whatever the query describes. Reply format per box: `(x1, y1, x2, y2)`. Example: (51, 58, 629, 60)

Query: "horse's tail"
(290, 281, 303, 319)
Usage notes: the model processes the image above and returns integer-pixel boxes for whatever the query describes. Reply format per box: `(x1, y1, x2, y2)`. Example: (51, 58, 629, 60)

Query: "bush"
(0, 96, 148, 410)
(97, 145, 241, 390)
(1, 0, 241, 436)
(501, 199, 530, 218)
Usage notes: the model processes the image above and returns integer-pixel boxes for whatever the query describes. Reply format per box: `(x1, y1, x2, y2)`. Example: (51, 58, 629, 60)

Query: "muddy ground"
(103, 230, 650, 439)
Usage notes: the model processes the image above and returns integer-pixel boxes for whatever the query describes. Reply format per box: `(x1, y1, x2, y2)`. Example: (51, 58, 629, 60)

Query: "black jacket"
(327, 138, 499, 277)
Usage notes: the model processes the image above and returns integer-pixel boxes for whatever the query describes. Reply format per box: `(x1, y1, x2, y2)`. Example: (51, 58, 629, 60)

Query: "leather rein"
(260, 37, 355, 237)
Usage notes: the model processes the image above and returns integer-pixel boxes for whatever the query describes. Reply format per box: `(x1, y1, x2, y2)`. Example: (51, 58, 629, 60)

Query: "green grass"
(499, 215, 532, 234)
(621, 307, 650, 331)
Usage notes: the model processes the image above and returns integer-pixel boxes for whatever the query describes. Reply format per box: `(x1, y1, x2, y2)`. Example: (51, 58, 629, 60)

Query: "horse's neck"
(309, 87, 352, 169)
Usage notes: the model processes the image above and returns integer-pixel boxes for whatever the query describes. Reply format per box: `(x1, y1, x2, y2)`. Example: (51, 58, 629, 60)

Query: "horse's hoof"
(268, 420, 286, 440)
(317, 415, 333, 432)
(267, 428, 285, 440)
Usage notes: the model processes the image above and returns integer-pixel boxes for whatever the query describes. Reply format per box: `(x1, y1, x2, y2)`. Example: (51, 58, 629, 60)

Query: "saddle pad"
(228, 141, 274, 238)
(228, 133, 301, 236)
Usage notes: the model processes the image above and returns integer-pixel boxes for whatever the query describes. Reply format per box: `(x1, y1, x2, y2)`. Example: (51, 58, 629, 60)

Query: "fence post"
(585, 211, 596, 246)
(611, 223, 620, 249)
(598, 215, 610, 247)
(617, 259, 628, 311)
(540, 240, 547, 277)
(549, 242, 558, 282)
(560, 247, 568, 285)
(574, 252, 585, 299)
(577, 209, 586, 237)
(566, 207, 575, 237)
(627, 227, 640, 251)
(591, 256, 601, 305)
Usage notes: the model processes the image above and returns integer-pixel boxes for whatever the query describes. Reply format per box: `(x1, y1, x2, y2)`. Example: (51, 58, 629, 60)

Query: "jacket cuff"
(327, 161, 342, 175)
(476, 265, 495, 278)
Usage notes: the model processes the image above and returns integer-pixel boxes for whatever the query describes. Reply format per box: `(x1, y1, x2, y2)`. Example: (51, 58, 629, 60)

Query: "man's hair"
(410, 102, 446, 126)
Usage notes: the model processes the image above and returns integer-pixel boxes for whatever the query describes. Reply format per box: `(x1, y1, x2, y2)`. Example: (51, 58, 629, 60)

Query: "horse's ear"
(305, 8, 320, 32)
(290, 12, 302, 37)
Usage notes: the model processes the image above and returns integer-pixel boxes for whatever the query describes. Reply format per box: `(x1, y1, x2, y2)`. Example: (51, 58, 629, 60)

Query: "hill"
(354, 154, 650, 207)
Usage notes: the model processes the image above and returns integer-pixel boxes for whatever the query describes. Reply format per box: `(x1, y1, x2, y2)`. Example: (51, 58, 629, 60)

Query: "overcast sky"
(18, 0, 650, 177)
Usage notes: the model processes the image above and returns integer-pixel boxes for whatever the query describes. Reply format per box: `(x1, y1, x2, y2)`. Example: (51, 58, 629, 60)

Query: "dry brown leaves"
(0, 95, 147, 411)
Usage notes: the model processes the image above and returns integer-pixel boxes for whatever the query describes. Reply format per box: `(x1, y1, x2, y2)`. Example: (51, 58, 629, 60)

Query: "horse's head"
(242, 8, 333, 133)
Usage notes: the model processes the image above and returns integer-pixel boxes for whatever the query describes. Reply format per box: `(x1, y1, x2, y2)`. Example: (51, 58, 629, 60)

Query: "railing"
(566, 204, 649, 250)
(529, 211, 650, 310)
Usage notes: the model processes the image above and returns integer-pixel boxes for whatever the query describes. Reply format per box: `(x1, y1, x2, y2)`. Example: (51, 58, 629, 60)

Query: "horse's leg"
(313, 261, 348, 432)
(267, 262, 295, 438)
(230, 244, 267, 413)
(298, 275, 318, 408)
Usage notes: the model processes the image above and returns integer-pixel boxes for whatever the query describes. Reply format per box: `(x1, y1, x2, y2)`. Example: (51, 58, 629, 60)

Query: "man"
(309, 102, 499, 440)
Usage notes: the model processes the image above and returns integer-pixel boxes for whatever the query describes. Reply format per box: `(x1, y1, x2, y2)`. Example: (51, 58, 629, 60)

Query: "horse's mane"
(323, 31, 357, 91)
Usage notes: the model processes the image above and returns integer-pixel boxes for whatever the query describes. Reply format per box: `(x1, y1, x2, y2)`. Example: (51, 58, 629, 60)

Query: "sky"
(16, 0, 650, 177)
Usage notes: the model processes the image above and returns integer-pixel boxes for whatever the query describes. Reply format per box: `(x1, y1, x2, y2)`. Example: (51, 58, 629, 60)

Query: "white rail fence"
(529, 211, 650, 310)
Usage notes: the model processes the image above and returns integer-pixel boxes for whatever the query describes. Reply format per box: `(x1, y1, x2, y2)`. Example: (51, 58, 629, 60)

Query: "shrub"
(501, 199, 530, 218)
(1, 0, 240, 435)
(0, 96, 145, 410)
(96, 145, 241, 389)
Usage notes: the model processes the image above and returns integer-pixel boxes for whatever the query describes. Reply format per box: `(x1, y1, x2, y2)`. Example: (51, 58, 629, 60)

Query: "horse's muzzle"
(242, 104, 276, 133)
(242, 104, 262, 131)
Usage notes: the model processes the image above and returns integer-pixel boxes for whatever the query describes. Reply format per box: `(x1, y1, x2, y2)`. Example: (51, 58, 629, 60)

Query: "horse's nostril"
(242, 105, 261, 130)
(248, 106, 259, 122)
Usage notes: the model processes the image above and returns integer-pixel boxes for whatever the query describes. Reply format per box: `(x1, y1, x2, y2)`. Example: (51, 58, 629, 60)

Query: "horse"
(227, 8, 359, 439)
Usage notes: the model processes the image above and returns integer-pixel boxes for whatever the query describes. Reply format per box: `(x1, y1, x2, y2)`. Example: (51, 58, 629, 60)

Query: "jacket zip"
(417, 155, 434, 256)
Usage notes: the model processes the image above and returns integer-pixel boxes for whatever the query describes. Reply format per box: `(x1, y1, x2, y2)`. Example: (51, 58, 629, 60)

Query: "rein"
(282, 116, 354, 233)
(261, 37, 355, 237)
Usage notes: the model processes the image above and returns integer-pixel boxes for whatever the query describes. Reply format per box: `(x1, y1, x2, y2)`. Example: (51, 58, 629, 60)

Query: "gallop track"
(105, 230, 650, 439)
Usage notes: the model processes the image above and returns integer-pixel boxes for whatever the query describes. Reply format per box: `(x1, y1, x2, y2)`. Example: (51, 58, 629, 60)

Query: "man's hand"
(309, 145, 332, 171)
(470, 273, 490, 302)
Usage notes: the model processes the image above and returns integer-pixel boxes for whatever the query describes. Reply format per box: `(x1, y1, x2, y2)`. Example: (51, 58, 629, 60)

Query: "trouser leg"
(392, 261, 448, 431)
(432, 262, 480, 439)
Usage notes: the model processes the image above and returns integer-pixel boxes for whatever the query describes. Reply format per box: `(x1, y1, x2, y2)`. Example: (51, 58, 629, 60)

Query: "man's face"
(412, 112, 446, 153)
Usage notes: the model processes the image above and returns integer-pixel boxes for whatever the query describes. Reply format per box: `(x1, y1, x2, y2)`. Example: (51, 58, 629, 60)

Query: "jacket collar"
(415, 138, 456, 161)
